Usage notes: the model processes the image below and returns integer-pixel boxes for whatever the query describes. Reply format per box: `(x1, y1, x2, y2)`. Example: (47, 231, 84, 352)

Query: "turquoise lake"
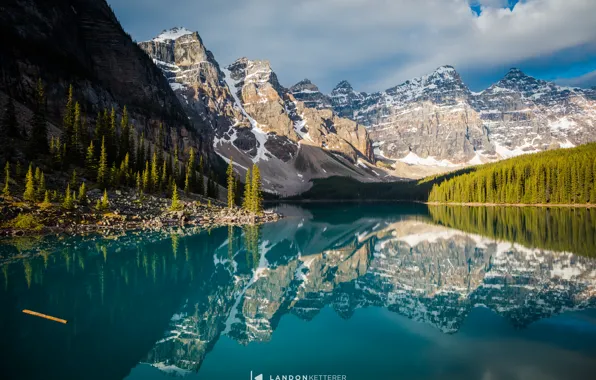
(1, 203, 596, 380)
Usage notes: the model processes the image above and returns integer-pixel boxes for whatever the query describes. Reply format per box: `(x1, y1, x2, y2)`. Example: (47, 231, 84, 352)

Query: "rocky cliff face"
(0, 1, 213, 172)
(140, 29, 384, 195)
(144, 216, 596, 374)
(325, 66, 596, 178)
(0, 0, 189, 128)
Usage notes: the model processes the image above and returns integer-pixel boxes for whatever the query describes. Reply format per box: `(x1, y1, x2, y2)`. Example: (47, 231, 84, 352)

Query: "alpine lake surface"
(1, 203, 596, 380)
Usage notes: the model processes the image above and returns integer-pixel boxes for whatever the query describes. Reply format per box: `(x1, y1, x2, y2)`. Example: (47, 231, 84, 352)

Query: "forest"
(428, 143, 596, 205)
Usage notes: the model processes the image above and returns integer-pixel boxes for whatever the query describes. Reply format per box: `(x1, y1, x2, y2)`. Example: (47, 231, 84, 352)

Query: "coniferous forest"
(428, 143, 596, 205)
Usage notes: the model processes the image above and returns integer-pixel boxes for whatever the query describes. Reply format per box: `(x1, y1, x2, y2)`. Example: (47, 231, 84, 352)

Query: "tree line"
(0, 81, 268, 210)
(429, 143, 596, 205)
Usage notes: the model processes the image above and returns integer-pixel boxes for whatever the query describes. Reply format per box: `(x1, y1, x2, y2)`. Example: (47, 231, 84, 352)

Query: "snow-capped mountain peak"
(152, 27, 194, 42)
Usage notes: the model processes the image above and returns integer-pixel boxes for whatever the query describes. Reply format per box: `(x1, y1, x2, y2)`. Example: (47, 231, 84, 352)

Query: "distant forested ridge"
(429, 143, 596, 205)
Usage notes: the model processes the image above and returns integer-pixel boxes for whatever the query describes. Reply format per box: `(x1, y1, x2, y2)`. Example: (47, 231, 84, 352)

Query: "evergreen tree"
(2, 162, 10, 197)
(97, 137, 108, 187)
(161, 160, 167, 192)
(170, 183, 182, 211)
(197, 155, 205, 196)
(243, 168, 252, 211)
(29, 79, 49, 155)
(250, 164, 262, 214)
(62, 84, 75, 153)
(151, 152, 159, 192)
(78, 182, 87, 204)
(101, 189, 109, 209)
(227, 157, 235, 208)
(142, 161, 150, 192)
(42, 190, 50, 206)
(85, 141, 97, 174)
(62, 184, 74, 210)
(37, 172, 46, 200)
(119, 105, 130, 162)
(23, 164, 35, 202)
(184, 165, 191, 195)
(72, 102, 83, 158)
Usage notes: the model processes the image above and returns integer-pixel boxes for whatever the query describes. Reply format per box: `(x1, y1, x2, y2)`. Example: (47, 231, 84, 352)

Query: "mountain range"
(2, 0, 596, 195)
(139, 26, 596, 187)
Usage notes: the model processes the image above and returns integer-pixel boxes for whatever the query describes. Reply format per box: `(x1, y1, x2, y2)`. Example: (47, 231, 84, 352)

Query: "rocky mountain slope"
(315, 67, 596, 178)
(143, 213, 596, 374)
(139, 29, 384, 195)
(0, 0, 221, 181)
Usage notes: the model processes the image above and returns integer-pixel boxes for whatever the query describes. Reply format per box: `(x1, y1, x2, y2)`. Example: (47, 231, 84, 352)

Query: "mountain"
(140, 29, 385, 195)
(0, 0, 191, 134)
(324, 66, 596, 178)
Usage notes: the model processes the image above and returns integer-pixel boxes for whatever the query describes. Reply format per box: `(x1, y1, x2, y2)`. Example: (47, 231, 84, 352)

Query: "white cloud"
(555, 70, 596, 88)
(111, 0, 596, 92)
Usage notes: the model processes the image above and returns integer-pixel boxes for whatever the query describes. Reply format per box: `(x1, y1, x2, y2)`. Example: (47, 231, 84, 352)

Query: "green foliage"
(429, 143, 596, 205)
(101, 189, 109, 209)
(78, 182, 87, 203)
(250, 164, 262, 214)
(97, 137, 108, 187)
(3, 162, 10, 197)
(227, 157, 235, 208)
(62, 184, 74, 210)
(23, 164, 35, 202)
(85, 141, 96, 174)
(243, 168, 252, 211)
(4, 213, 43, 231)
(197, 156, 205, 196)
(170, 183, 182, 211)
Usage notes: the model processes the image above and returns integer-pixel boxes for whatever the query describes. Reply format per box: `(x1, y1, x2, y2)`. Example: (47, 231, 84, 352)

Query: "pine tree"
(184, 165, 191, 195)
(70, 169, 77, 190)
(85, 141, 97, 174)
(42, 190, 50, 206)
(62, 85, 75, 153)
(72, 102, 82, 158)
(136, 171, 141, 195)
(197, 155, 205, 196)
(151, 152, 159, 192)
(119, 105, 130, 162)
(78, 182, 87, 203)
(37, 172, 46, 200)
(161, 160, 167, 192)
(170, 183, 182, 211)
(108, 107, 117, 162)
(142, 161, 150, 192)
(157, 123, 165, 168)
(2, 162, 10, 197)
(23, 164, 35, 202)
(62, 184, 74, 210)
(29, 79, 49, 155)
(97, 137, 108, 187)
(250, 164, 262, 214)
(101, 189, 109, 209)
(243, 168, 252, 211)
(227, 157, 235, 208)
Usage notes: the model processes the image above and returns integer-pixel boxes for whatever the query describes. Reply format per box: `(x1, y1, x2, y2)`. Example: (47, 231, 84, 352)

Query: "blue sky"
(108, 0, 596, 93)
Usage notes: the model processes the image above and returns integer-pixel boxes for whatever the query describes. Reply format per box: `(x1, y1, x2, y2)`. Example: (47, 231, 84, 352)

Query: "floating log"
(22, 309, 67, 324)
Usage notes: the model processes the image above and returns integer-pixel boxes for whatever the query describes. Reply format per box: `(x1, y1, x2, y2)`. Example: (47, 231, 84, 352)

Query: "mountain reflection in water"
(1, 203, 595, 380)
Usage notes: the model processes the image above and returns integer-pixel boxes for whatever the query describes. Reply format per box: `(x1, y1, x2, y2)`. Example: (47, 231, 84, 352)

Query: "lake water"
(1, 203, 596, 380)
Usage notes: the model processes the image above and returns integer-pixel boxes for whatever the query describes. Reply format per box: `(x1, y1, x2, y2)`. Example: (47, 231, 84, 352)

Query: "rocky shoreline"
(0, 189, 281, 238)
